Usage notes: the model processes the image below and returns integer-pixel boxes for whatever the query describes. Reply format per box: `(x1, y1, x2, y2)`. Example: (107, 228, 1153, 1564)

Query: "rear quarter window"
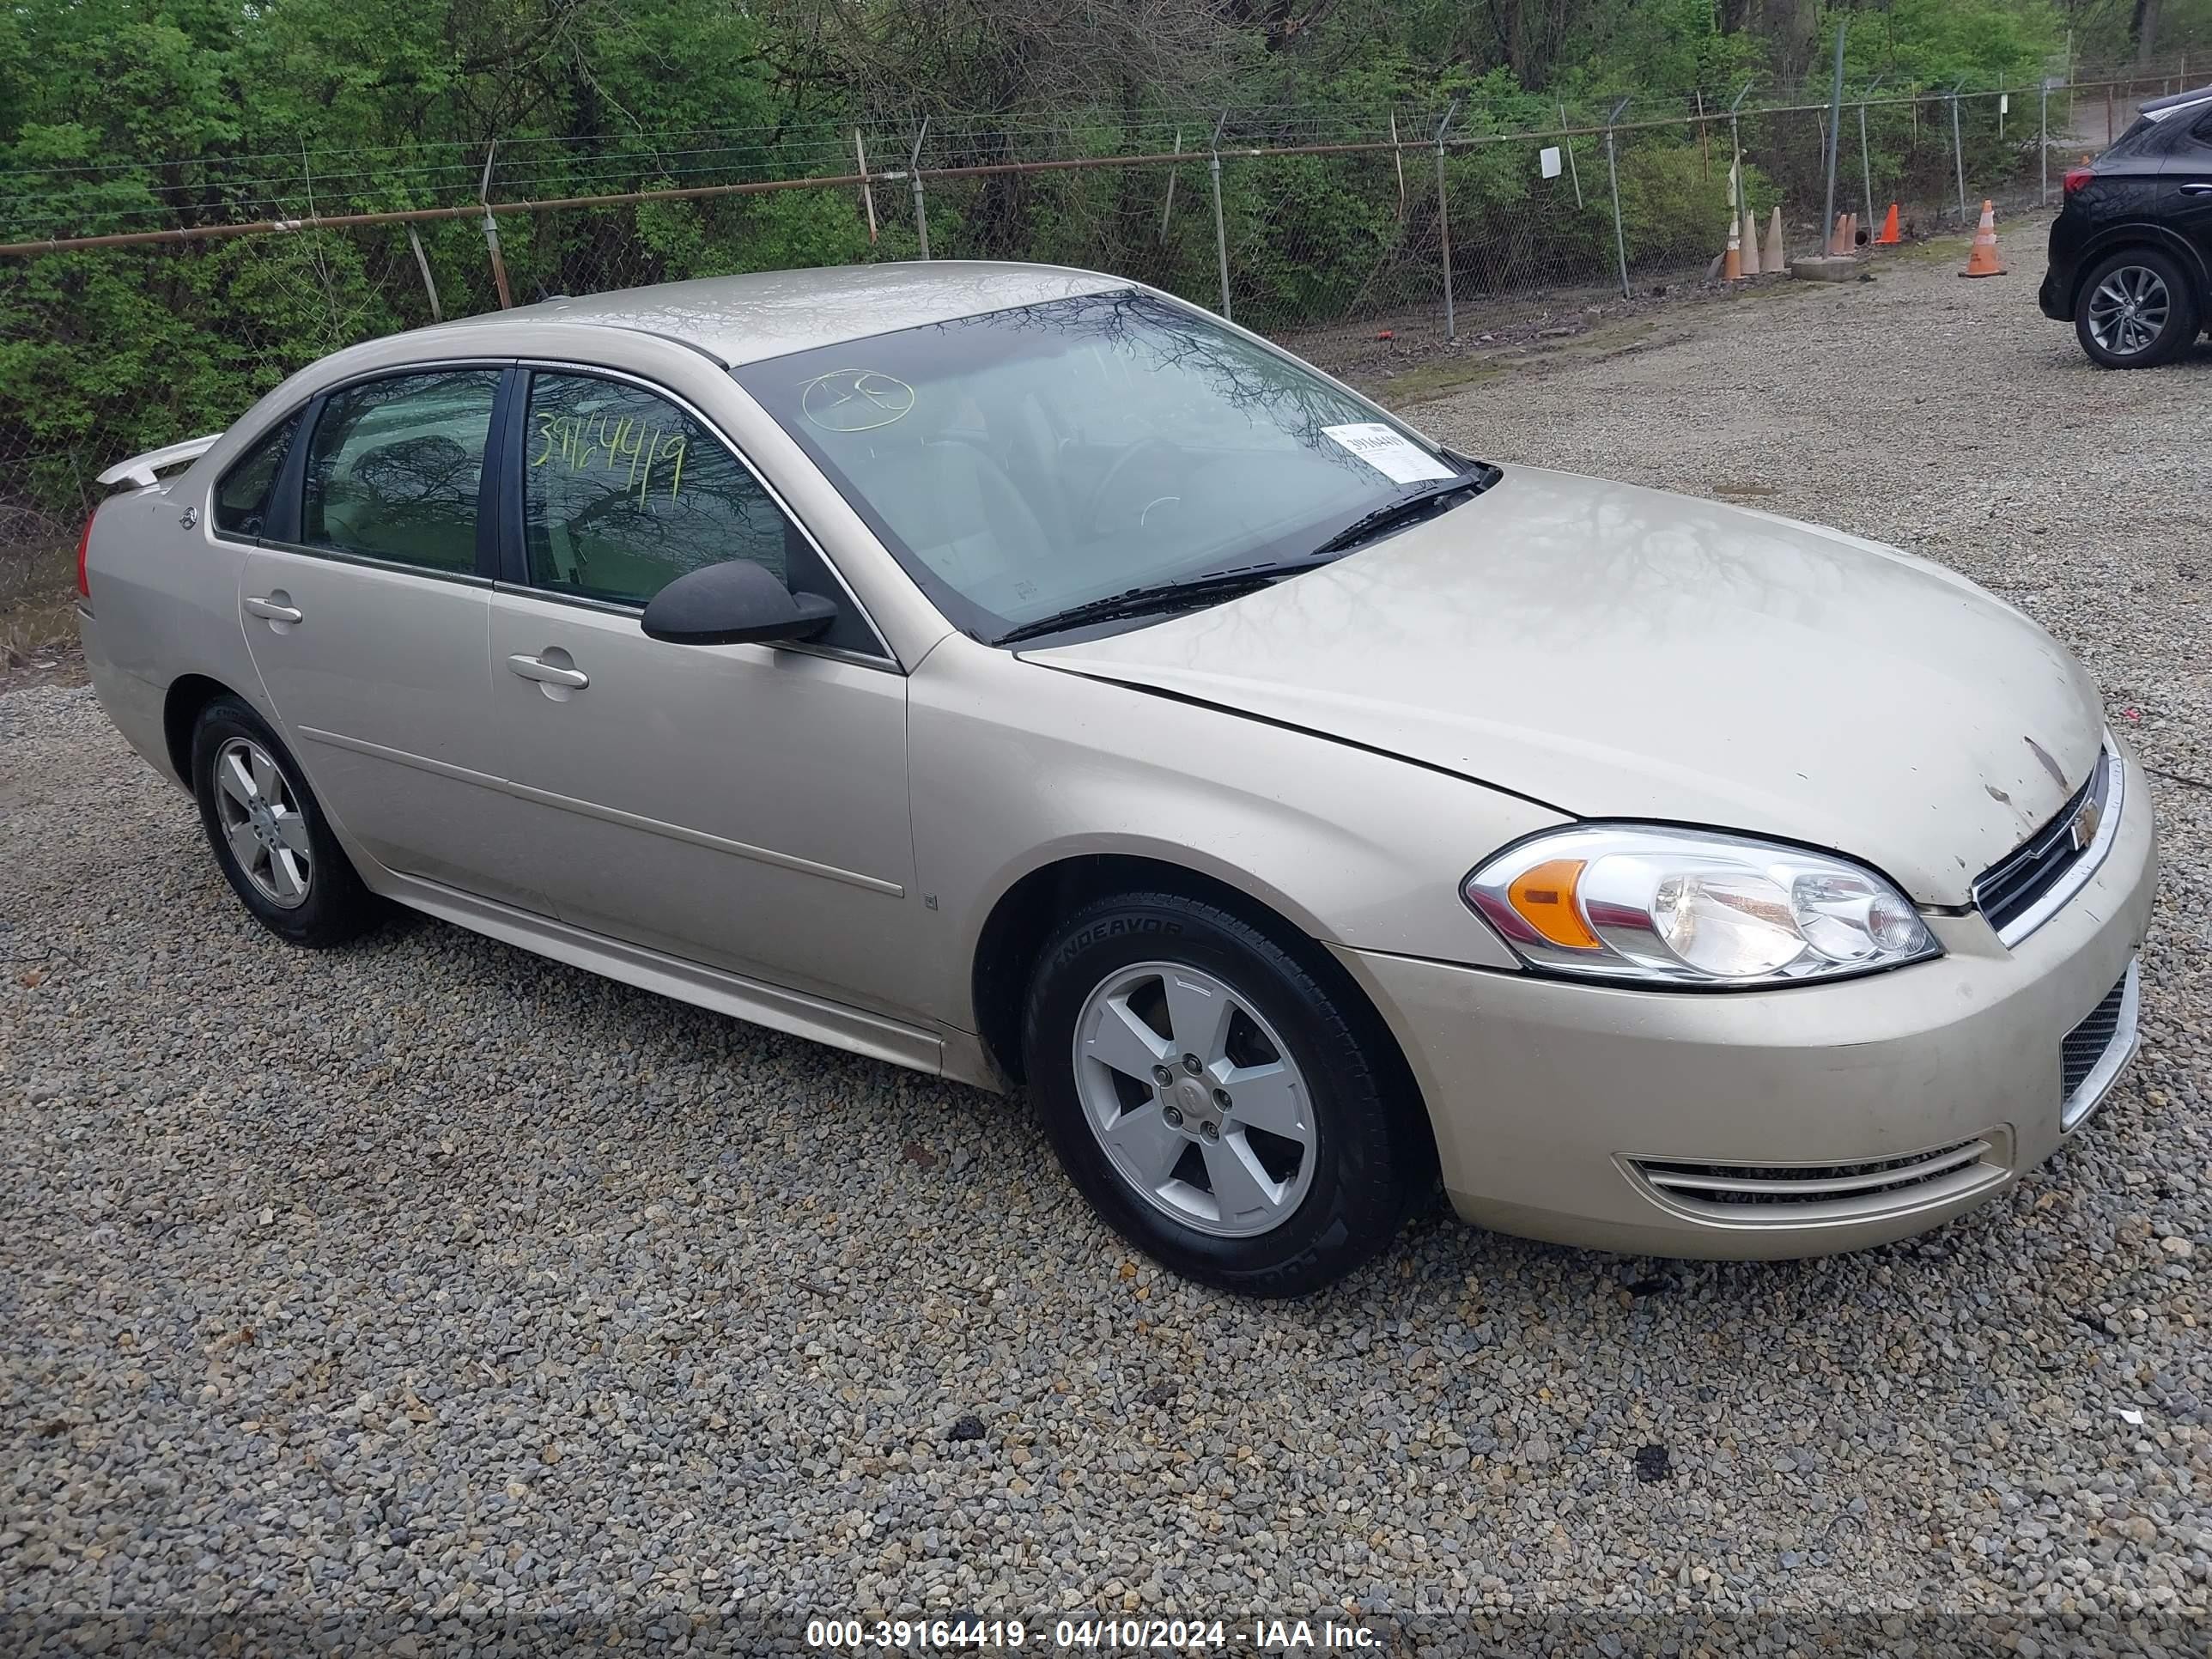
(213, 413, 301, 537)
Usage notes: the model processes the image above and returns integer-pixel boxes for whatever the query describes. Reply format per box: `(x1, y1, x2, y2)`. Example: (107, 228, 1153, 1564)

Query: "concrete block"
(1790, 255, 1861, 283)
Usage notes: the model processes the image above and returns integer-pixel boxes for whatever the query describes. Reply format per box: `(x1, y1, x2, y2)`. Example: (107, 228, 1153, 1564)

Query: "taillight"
(2063, 167, 2094, 195)
(76, 513, 95, 599)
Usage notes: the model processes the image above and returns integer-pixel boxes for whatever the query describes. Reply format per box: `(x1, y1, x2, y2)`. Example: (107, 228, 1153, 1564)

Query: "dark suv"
(2040, 83, 2212, 367)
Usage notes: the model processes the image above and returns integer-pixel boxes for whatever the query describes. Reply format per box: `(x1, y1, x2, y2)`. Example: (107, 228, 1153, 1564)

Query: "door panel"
(480, 366, 923, 1017)
(240, 549, 544, 907)
(486, 591, 921, 1015)
(238, 365, 548, 910)
(2162, 124, 2212, 277)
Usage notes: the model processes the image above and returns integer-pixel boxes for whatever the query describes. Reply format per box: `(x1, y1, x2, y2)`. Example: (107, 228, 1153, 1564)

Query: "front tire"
(191, 697, 380, 947)
(2074, 248, 2198, 368)
(1020, 890, 1425, 1297)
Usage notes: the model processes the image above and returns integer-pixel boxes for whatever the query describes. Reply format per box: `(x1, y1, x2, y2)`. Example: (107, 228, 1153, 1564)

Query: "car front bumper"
(1335, 757, 2157, 1259)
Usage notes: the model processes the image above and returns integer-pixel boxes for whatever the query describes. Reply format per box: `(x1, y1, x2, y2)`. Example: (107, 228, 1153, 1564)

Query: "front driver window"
(302, 371, 499, 573)
(522, 372, 797, 607)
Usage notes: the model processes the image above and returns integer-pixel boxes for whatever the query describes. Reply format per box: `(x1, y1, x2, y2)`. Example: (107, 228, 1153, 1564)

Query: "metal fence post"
(1160, 129, 1182, 241)
(1820, 22, 1846, 254)
(1559, 101, 1583, 210)
(477, 143, 511, 309)
(1728, 82, 1752, 240)
(405, 224, 443, 322)
(1390, 112, 1407, 218)
(1434, 100, 1460, 340)
(1857, 78, 1881, 228)
(1603, 96, 1631, 299)
(854, 130, 878, 245)
(1207, 109, 1231, 321)
(908, 121, 931, 258)
(1950, 87, 1968, 222)
(2040, 82, 2050, 204)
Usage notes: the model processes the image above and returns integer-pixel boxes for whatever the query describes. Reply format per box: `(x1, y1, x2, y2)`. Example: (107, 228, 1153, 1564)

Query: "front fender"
(908, 635, 1566, 1034)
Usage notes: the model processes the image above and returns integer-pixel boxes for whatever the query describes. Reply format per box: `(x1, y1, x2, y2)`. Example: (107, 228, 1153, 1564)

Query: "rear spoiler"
(2140, 82, 2212, 118)
(96, 434, 223, 489)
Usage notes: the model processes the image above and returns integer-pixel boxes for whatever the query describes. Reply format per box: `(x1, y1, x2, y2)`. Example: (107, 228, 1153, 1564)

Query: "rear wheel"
(191, 697, 380, 947)
(2075, 248, 2198, 368)
(1021, 890, 1425, 1297)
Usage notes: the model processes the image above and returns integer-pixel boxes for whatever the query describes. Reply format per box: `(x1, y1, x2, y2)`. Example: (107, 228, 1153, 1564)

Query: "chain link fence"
(3, 63, 2202, 659)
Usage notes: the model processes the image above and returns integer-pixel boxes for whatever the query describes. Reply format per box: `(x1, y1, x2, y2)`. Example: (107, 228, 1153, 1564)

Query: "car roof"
(419, 260, 1132, 367)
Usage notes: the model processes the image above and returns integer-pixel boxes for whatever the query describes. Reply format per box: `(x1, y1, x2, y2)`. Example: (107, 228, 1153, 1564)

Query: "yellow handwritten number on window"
(532, 410, 688, 506)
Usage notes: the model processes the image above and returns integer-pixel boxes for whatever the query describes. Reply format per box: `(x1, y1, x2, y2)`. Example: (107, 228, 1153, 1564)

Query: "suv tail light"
(2063, 167, 2094, 194)
(76, 512, 94, 599)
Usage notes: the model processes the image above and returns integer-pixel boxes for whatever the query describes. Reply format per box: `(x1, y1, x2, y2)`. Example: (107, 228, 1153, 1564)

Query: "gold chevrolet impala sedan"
(76, 264, 2155, 1295)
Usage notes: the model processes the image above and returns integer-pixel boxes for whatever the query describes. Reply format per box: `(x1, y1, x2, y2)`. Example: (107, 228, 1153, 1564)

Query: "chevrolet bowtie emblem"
(2068, 795, 2103, 854)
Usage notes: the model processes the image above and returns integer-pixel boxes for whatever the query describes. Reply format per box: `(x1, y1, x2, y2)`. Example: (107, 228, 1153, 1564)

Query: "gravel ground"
(4, 229, 2211, 1656)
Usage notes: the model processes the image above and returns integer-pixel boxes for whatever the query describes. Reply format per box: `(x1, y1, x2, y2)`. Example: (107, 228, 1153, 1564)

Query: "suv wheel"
(191, 697, 380, 946)
(2075, 248, 2199, 368)
(1021, 890, 1426, 1297)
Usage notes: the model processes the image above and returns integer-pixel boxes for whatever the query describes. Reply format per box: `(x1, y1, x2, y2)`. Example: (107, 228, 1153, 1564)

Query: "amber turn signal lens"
(1506, 858, 1601, 950)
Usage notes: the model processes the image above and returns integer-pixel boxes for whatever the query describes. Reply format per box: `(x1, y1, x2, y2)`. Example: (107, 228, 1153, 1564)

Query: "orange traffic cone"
(1740, 208, 1761, 276)
(1875, 203, 1901, 245)
(1762, 206, 1786, 270)
(1723, 217, 1742, 282)
(1960, 199, 2006, 277)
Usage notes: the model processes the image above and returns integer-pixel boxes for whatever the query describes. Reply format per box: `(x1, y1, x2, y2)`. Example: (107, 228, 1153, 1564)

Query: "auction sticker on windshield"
(1320, 422, 1458, 485)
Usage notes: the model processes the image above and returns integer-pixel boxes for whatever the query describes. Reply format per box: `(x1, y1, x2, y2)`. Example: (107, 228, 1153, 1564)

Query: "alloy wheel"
(211, 736, 313, 908)
(1070, 960, 1316, 1237)
(2087, 264, 2171, 357)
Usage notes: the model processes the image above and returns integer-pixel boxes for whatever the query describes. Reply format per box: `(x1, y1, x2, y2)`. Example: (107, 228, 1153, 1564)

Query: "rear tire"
(191, 697, 380, 947)
(2074, 248, 2198, 368)
(1020, 890, 1424, 1297)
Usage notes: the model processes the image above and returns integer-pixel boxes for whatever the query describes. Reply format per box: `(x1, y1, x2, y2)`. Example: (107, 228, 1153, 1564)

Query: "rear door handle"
(243, 595, 303, 623)
(506, 653, 590, 690)
(2182, 182, 2212, 196)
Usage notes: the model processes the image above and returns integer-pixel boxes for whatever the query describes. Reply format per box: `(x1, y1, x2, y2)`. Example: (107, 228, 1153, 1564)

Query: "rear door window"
(302, 371, 500, 574)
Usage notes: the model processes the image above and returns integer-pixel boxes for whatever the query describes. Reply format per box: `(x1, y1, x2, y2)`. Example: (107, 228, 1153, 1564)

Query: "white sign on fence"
(1540, 145, 1563, 179)
(2000, 93, 2011, 113)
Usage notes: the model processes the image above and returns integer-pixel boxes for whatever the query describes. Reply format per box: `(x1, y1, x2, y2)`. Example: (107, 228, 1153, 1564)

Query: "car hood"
(1025, 465, 2106, 903)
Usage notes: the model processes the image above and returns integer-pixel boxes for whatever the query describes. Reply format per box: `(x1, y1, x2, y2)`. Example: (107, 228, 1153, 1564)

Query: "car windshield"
(731, 289, 1474, 642)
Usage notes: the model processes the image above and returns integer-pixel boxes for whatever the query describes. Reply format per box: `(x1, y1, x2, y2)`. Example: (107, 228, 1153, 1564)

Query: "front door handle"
(2182, 182, 2212, 196)
(506, 653, 589, 690)
(243, 595, 302, 623)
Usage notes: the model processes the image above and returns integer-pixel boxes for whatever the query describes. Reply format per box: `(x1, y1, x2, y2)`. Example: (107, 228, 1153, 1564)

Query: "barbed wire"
(1, 52, 2197, 239)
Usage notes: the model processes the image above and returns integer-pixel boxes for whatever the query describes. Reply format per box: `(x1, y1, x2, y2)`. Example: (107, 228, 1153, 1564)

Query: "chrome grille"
(2061, 960, 2140, 1131)
(1974, 748, 2117, 943)
(1629, 1135, 2007, 1224)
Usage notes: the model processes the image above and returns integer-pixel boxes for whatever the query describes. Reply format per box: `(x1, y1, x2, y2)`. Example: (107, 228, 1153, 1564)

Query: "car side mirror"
(640, 559, 839, 647)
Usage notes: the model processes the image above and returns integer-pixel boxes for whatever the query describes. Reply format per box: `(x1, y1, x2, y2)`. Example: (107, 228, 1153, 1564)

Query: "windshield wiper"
(996, 566, 1298, 646)
(1308, 460, 1500, 559)
(995, 458, 1500, 647)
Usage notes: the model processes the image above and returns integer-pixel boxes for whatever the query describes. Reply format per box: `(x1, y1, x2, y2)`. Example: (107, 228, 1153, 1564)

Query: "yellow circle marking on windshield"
(799, 370, 916, 433)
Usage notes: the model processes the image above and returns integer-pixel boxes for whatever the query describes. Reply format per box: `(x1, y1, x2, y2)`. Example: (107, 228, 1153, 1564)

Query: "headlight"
(1462, 826, 1940, 987)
